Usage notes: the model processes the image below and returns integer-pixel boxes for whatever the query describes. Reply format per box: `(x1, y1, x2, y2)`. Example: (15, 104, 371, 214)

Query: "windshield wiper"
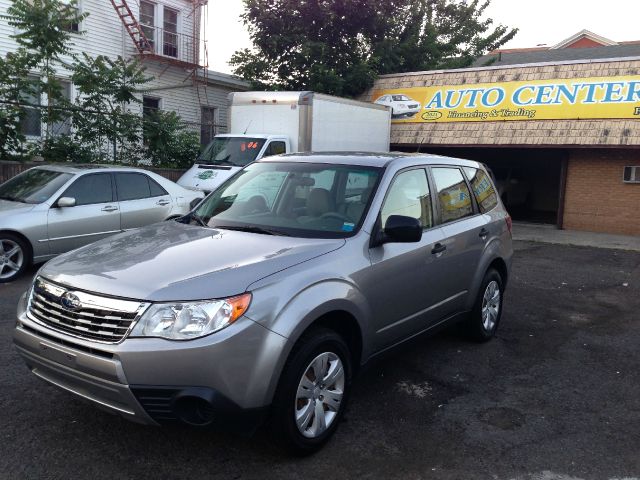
(0, 195, 26, 203)
(213, 224, 289, 236)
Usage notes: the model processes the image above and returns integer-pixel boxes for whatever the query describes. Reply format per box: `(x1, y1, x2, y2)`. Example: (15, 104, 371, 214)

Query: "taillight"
(505, 215, 513, 235)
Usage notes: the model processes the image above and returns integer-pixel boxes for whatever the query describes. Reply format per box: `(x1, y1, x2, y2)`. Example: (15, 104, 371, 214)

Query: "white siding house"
(0, 0, 249, 145)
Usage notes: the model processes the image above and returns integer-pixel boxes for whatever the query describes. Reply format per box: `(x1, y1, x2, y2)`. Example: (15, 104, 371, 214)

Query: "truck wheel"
(0, 233, 30, 283)
(270, 328, 352, 455)
(465, 269, 504, 342)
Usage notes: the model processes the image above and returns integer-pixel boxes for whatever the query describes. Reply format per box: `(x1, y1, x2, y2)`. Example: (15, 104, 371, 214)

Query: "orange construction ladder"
(109, 0, 152, 53)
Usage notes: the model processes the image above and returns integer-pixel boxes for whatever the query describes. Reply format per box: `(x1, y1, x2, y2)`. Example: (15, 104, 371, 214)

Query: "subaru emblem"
(60, 292, 81, 311)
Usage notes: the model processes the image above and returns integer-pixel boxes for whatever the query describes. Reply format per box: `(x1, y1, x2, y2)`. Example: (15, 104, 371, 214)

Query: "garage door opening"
(395, 147, 566, 226)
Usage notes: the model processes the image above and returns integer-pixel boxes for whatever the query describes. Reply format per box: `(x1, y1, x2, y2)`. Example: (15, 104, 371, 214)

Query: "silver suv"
(14, 153, 513, 453)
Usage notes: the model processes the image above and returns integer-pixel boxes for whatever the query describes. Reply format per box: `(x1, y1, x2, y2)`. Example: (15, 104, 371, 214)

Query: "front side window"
(198, 137, 267, 167)
(432, 167, 474, 223)
(0, 169, 72, 204)
(116, 173, 152, 201)
(263, 141, 286, 157)
(191, 162, 382, 238)
(63, 173, 113, 206)
(380, 169, 432, 228)
(463, 167, 498, 214)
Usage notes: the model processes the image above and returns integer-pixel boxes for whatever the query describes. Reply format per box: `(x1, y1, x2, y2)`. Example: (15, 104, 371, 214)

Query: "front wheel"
(465, 269, 504, 342)
(270, 328, 352, 455)
(0, 234, 29, 283)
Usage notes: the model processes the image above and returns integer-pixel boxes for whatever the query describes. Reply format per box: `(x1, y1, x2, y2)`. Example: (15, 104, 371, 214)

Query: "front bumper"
(13, 295, 287, 430)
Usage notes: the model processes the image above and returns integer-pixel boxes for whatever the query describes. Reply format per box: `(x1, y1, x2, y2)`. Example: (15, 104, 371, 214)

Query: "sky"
(206, 0, 640, 75)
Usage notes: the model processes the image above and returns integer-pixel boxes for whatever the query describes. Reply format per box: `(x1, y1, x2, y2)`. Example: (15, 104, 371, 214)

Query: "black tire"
(270, 328, 352, 455)
(464, 268, 504, 342)
(0, 233, 30, 283)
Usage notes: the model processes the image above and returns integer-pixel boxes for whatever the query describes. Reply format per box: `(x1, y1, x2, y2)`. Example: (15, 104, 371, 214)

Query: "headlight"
(130, 293, 251, 340)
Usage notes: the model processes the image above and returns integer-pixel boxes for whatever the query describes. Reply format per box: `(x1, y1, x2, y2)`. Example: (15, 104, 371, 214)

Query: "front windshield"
(0, 169, 73, 204)
(190, 161, 382, 238)
(197, 137, 267, 167)
(392, 95, 410, 101)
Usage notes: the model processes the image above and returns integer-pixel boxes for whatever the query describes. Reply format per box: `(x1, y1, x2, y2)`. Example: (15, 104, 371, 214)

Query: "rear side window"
(463, 167, 498, 213)
(263, 141, 286, 157)
(63, 173, 113, 206)
(116, 173, 152, 201)
(431, 167, 473, 223)
(148, 177, 168, 197)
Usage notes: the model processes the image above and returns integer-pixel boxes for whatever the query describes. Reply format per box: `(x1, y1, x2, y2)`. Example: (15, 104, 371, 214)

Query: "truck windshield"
(0, 169, 72, 204)
(197, 137, 267, 167)
(190, 161, 382, 238)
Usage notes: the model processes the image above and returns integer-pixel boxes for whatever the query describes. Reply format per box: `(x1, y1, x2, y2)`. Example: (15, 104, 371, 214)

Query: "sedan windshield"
(0, 169, 73, 204)
(191, 162, 382, 238)
(198, 137, 266, 167)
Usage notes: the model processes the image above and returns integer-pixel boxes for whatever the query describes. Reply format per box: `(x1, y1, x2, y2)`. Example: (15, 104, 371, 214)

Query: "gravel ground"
(1, 240, 639, 480)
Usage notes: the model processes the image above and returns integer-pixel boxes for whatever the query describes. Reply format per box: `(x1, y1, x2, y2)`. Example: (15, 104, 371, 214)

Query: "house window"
(143, 96, 160, 117)
(60, 0, 81, 33)
(51, 80, 72, 136)
(163, 7, 179, 58)
(200, 106, 217, 146)
(139, 1, 155, 51)
(20, 77, 41, 137)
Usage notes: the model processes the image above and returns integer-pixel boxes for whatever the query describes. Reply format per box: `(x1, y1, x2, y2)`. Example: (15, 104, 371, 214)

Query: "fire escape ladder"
(109, 0, 152, 53)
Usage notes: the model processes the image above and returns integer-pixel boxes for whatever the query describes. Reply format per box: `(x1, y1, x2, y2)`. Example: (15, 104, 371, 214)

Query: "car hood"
(40, 221, 345, 302)
(0, 199, 36, 214)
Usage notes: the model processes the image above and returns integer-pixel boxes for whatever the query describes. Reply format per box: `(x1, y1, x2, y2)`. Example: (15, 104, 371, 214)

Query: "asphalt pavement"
(1, 241, 639, 480)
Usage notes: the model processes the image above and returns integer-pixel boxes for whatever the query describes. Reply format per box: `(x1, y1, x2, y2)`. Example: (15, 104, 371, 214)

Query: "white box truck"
(177, 91, 391, 193)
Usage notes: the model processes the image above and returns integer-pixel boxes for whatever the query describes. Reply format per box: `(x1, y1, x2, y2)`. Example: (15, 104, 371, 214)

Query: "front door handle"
(156, 199, 170, 206)
(479, 228, 489, 239)
(101, 205, 118, 212)
(431, 243, 446, 255)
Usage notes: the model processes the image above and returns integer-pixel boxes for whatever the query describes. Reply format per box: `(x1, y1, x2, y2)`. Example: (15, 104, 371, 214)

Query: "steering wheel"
(320, 212, 349, 222)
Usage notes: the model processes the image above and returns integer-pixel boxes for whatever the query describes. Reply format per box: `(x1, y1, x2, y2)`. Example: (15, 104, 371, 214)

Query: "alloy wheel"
(0, 239, 24, 280)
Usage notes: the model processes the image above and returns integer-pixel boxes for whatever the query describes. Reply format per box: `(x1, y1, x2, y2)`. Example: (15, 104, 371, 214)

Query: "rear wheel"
(465, 269, 504, 342)
(0, 234, 29, 283)
(270, 328, 352, 455)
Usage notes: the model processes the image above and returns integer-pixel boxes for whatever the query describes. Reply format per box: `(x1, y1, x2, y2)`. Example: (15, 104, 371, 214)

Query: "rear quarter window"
(463, 167, 499, 214)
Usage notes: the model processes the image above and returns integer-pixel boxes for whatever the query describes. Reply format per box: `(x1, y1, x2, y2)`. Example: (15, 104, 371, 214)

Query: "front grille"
(28, 277, 146, 344)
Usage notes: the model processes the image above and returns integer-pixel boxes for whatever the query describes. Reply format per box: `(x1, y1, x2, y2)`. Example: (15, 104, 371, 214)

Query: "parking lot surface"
(1, 241, 639, 480)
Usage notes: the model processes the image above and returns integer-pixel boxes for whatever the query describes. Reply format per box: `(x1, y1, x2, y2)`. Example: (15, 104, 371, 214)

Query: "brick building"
(362, 31, 640, 236)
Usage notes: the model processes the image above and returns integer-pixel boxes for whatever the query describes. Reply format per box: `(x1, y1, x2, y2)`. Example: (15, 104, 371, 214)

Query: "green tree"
(143, 110, 201, 169)
(230, 0, 517, 97)
(0, 52, 32, 160)
(70, 54, 150, 163)
(2, 0, 86, 141)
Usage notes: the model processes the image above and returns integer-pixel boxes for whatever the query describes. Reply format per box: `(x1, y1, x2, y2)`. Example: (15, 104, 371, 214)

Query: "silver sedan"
(0, 165, 203, 282)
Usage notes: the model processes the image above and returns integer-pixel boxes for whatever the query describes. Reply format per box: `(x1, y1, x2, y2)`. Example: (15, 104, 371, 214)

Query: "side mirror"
(57, 197, 76, 208)
(371, 215, 422, 247)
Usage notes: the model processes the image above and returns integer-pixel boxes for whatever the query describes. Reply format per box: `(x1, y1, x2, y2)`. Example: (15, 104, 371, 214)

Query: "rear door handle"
(101, 206, 118, 212)
(431, 243, 446, 255)
(156, 199, 170, 206)
(479, 228, 489, 239)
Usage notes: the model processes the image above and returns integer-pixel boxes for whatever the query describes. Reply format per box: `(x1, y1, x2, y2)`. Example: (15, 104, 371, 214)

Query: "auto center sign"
(373, 75, 640, 123)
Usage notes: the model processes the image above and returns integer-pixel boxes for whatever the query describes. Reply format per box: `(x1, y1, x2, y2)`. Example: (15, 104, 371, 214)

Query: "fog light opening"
(174, 396, 215, 426)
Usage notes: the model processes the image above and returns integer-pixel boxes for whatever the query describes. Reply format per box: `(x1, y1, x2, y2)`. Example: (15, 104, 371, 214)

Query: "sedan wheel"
(0, 238, 25, 281)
